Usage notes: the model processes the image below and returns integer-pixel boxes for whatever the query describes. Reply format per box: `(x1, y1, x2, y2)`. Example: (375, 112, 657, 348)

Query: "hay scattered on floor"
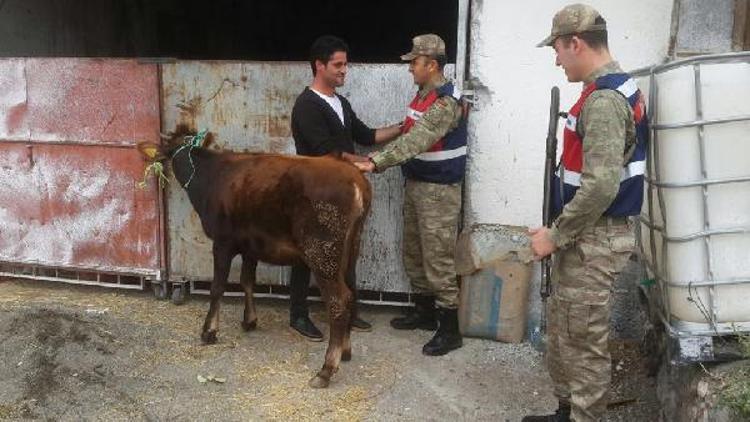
(0, 280, 391, 421)
(0, 403, 20, 420)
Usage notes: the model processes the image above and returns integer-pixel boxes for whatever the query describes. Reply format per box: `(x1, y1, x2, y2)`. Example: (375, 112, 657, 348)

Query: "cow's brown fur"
(138, 124, 372, 388)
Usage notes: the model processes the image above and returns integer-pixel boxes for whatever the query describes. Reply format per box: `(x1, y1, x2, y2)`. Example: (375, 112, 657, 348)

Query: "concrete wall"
(465, 0, 674, 228)
(464, 0, 674, 342)
(675, 0, 735, 54)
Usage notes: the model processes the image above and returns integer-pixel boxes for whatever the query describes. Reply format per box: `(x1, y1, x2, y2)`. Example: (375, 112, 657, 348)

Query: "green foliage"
(718, 333, 750, 419)
(739, 333, 750, 359)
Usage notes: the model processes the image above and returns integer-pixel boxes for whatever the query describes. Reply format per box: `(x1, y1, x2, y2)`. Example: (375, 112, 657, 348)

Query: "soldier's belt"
(594, 216, 629, 228)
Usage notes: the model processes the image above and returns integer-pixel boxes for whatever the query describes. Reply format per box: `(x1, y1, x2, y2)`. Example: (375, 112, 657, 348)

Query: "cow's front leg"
(201, 243, 233, 344)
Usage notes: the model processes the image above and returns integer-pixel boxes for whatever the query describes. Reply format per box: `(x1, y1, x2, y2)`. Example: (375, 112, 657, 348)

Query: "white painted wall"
(465, 0, 674, 228)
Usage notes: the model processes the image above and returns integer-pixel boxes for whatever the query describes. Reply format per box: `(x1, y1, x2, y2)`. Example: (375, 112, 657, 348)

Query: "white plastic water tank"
(639, 57, 750, 329)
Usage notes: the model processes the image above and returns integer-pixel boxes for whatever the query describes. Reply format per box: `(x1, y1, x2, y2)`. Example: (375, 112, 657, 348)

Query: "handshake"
(342, 152, 376, 173)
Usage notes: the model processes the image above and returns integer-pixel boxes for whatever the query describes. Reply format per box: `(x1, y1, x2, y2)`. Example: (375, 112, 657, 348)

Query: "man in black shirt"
(289, 35, 401, 340)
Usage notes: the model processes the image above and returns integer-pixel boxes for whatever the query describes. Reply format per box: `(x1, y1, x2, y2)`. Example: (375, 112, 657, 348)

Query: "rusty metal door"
(160, 61, 423, 293)
(0, 58, 163, 287)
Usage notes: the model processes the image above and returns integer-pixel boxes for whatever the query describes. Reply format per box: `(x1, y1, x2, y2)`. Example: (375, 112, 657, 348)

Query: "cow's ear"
(137, 142, 164, 161)
(203, 132, 216, 149)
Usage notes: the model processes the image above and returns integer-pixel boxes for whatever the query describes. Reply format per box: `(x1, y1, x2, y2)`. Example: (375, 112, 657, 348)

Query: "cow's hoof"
(308, 375, 330, 389)
(341, 350, 352, 362)
(201, 330, 218, 344)
(241, 320, 257, 332)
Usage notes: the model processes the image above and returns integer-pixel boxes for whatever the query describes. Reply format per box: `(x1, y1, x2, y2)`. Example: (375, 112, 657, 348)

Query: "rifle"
(540, 86, 563, 334)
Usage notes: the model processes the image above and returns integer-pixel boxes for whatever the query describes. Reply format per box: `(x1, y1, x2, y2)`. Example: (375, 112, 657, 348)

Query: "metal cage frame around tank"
(630, 51, 750, 339)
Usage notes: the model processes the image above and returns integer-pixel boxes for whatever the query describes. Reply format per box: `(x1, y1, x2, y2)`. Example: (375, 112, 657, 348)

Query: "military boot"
(522, 402, 571, 422)
(390, 295, 437, 330)
(422, 307, 463, 356)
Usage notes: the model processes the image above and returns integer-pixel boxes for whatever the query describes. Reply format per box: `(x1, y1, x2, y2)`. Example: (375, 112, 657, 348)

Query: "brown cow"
(137, 124, 372, 388)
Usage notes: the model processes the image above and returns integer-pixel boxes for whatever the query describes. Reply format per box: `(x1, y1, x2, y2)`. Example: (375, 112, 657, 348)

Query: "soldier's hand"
(342, 152, 370, 163)
(528, 227, 557, 260)
(354, 161, 375, 173)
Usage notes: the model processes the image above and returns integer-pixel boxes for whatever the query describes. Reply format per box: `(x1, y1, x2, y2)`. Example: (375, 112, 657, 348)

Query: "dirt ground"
(0, 279, 658, 421)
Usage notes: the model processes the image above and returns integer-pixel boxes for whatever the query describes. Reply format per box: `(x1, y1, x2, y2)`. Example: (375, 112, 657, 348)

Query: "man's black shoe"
(390, 295, 437, 330)
(422, 307, 463, 356)
(351, 315, 373, 332)
(289, 315, 324, 342)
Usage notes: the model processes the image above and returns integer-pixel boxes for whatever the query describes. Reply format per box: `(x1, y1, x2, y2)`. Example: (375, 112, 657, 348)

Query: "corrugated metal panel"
(0, 143, 161, 273)
(0, 58, 162, 276)
(161, 61, 437, 292)
(2, 58, 160, 145)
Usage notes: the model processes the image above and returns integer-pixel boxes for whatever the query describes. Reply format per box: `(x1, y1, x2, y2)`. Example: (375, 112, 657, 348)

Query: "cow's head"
(136, 124, 215, 188)
(137, 124, 215, 163)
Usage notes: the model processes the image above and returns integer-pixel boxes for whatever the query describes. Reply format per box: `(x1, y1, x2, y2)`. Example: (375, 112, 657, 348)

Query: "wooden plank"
(733, 0, 749, 50)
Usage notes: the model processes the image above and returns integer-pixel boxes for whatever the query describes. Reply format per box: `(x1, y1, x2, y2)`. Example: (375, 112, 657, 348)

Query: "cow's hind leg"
(342, 209, 366, 362)
(201, 243, 233, 344)
(309, 279, 352, 388)
(341, 265, 356, 362)
(341, 310, 353, 362)
(240, 255, 258, 331)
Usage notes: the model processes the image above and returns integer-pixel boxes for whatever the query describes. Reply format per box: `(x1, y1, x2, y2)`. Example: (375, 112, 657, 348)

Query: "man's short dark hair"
(560, 16, 609, 50)
(309, 35, 349, 76)
(417, 55, 447, 71)
(435, 55, 448, 70)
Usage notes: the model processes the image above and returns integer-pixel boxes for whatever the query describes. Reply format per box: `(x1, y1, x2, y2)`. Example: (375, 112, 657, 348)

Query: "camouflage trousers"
(403, 179, 461, 309)
(546, 218, 635, 422)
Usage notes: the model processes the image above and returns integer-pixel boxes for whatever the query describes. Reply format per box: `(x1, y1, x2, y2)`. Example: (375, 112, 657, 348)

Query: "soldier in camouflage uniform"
(355, 34, 467, 356)
(527, 4, 647, 422)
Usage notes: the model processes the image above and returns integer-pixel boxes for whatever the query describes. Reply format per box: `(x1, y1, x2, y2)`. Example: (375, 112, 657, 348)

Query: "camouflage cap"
(401, 34, 446, 61)
(536, 3, 606, 48)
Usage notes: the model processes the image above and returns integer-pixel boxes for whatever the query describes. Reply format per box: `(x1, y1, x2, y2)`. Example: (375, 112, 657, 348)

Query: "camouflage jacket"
(550, 61, 636, 248)
(371, 76, 462, 171)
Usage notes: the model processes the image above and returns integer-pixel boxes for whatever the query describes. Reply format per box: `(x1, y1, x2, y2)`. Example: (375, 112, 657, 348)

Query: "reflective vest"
(401, 82, 467, 184)
(551, 73, 649, 218)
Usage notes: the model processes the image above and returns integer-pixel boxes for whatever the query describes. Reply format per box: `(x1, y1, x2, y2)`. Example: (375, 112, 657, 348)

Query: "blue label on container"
(487, 273, 502, 336)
